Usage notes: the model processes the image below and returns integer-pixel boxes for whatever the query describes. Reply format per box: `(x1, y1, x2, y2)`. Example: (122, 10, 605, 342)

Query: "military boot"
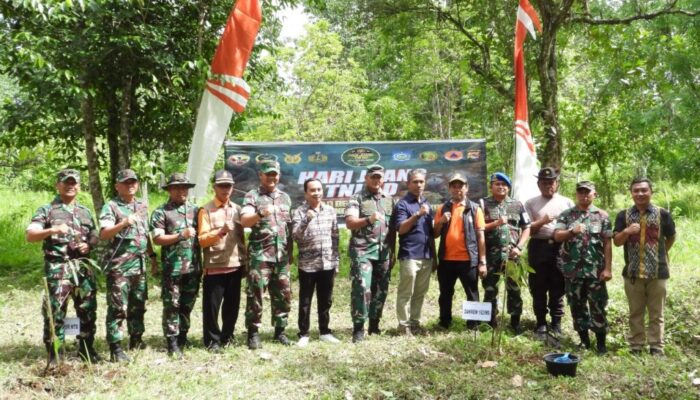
(177, 331, 190, 349)
(109, 342, 131, 363)
(550, 317, 562, 336)
(595, 332, 607, 355)
(129, 334, 147, 350)
(510, 315, 523, 335)
(166, 336, 182, 359)
(247, 330, 262, 350)
(368, 318, 381, 335)
(274, 327, 291, 346)
(352, 323, 365, 343)
(77, 337, 102, 363)
(577, 330, 591, 349)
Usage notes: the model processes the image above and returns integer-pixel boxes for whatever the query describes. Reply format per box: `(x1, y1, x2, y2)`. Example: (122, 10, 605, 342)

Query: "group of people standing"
(26, 161, 675, 367)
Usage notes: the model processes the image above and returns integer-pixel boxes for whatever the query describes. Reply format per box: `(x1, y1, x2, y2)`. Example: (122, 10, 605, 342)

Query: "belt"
(531, 238, 555, 245)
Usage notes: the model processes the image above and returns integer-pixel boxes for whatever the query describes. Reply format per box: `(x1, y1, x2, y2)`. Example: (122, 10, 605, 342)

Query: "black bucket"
(543, 352, 580, 377)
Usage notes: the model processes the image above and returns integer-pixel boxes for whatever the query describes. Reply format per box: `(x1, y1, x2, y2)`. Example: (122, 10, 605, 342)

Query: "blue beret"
(490, 172, 511, 188)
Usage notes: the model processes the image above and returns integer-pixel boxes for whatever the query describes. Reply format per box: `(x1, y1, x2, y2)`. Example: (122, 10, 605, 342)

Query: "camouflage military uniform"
(28, 197, 99, 345)
(150, 200, 201, 338)
(242, 187, 293, 330)
(100, 196, 150, 344)
(555, 206, 612, 333)
(344, 188, 396, 325)
(482, 196, 530, 320)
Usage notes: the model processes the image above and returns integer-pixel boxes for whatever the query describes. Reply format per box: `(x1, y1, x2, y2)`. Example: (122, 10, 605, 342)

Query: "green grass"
(1, 188, 699, 399)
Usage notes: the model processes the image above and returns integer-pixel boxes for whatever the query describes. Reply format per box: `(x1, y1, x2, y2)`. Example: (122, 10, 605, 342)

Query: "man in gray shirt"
(524, 167, 574, 338)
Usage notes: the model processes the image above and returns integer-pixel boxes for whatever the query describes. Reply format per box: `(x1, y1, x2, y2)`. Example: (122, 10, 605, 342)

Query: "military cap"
(116, 169, 139, 183)
(57, 169, 80, 183)
(161, 172, 195, 189)
(448, 172, 468, 184)
(536, 167, 560, 180)
(366, 164, 385, 177)
(259, 160, 280, 174)
(213, 169, 235, 185)
(490, 172, 511, 188)
(576, 181, 596, 192)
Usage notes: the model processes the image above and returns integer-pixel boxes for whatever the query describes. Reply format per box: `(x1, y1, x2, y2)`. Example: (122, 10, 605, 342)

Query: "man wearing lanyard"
(344, 164, 396, 343)
(524, 167, 574, 338)
(150, 173, 200, 357)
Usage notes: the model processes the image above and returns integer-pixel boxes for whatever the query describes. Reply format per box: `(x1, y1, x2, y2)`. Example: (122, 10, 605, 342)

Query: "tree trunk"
(80, 79, 105, 214)
(118, 75, 133, 170)
(536, 7, 563, 170)
(106, 96, 120, 194)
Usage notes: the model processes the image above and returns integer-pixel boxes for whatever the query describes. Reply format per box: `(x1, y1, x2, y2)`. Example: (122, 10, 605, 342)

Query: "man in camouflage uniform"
(99, 169, 157, 362)
(482, 172, 531, 333)
(150, 173, 200, 358)
(240, 160, 293, 350)
(344, 164, 396, 343)
(26, 169, 100, 366)
(554, 181, 612, 354)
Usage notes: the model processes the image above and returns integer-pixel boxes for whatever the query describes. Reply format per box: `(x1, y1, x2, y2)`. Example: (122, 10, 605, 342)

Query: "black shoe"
(650, 348, 665, 357)
(595, 332, 607, 355)
(368, 319, 381, 335)
(109, 342, 131, 363)
(550, 323, 562, 336)
(352, 323, 365, 343)
(534, 325, 547, 340)
(177, 332, 190, 349)
(77, 337, 102, 363)
(207, 342, 222, 353)
(247, 332, 262, 350)
(510, 315, 523, 335)
(578, 330, 591, 349)
(274, 327, 291, 346)
(166, 336, 182, 358)
(129, 335, 147, 350)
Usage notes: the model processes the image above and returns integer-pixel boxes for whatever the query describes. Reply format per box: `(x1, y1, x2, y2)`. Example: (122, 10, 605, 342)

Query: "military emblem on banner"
(466, 150, 481, 160)
(228, 153, 250, 166)
(341, 147, 380, 167)
(255, 154, 278, 163)
(444, 149, 463, 161)
(284, 153, 302, 164)
(308, 152, 328, 163)
(392, 151, 411, 162)
(419, 151, 438, 162)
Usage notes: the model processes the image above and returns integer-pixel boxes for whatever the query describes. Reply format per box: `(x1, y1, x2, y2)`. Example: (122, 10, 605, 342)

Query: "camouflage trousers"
(245, 259, 291, 330)
(350, 257, 392, 325)
(162, 272, 201, 337)
(482, 262, 523, 322)
(42, 271, 98, 344)
(106, 270, 148, 343)
(565, 276, 608, 333)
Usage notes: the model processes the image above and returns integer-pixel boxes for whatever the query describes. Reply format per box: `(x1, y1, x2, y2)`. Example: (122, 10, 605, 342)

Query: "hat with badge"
(535, 167, 560, 180)
(576, 180, 596, 192)
(57, 169, 80, 183)
(161, 172, 195, 189)
(116, 169, 139, 183)
(490, 172, 512, 188)
(366, 164, 385, 177)
(259, 160, 280, 174)
(213, 169, 235, 185)
(448, 172, 468, 184)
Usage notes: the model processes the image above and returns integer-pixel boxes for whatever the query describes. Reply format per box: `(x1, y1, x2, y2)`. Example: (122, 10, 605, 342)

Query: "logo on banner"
(308, 152, 328, 163)
(255, 154, 278, 163)
(392, 151, 411, 162)
(227, 153, 250, 166)
(466, 150, 481, 160)
(341, 147, 380, 167)
(284, 153, 302, 164)
(444, 150, 463, 161)
(419, 151, 438, 162)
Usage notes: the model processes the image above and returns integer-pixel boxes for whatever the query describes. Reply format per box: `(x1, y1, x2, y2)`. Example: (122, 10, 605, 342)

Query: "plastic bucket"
(543, 352, 580, 377)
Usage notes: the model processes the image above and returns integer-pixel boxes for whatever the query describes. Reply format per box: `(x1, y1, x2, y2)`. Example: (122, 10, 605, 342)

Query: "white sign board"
(64, 317, 80, 336)
(462, 301, 492, 321)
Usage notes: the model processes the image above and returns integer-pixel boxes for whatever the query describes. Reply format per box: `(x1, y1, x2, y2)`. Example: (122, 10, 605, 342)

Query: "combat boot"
(368, 318, 381, 335)
(77, 337, 102, 363)
(577, 330, 591, 349)
(109, 342, 131, 363)
(352, 323, 365, 343)
(247, 330, 262, 350)
(595, 332, 607, 355)
(274, 327, 291, 346)
(177, 331, 190, 349)
(510, 315, 523, 335)
(166, 336, 182, 359)
(129, 334, 147, 350)
(550, 317, 562, 336)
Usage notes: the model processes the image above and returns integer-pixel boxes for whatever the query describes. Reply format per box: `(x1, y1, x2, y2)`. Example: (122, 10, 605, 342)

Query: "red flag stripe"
(206, 81, 248, 113)
(207, 79, 250, 100)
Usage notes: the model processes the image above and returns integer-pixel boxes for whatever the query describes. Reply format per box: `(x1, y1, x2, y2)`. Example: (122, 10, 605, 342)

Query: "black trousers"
(298, 269, 335, 337)
(527, 239, 565, 326)
(437, 260, 479, 327)
(202, 269, 242, 346)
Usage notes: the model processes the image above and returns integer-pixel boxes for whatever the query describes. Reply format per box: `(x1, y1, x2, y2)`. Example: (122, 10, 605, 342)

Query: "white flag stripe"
(210, 75, 251, 96)
(513, 131, 540, 203)
(517, 6, 537, 40)
(206, 81, 249, 109)
(186, 89, 235, 199)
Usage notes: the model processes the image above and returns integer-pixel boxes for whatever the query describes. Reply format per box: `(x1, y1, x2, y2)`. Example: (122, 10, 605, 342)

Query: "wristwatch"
(478, 260, 486, 266)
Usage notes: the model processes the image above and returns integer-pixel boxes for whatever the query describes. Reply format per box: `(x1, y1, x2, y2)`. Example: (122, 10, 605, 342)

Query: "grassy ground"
(1, 189, 699, 399)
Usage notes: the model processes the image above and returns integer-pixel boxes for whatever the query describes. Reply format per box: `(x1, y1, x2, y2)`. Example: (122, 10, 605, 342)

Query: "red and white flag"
(512, 0, 542, 203)
(187, 0, 262, 198)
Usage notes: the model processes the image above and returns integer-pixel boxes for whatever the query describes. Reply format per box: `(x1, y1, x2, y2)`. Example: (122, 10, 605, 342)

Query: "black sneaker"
(247, 332, 262, 350)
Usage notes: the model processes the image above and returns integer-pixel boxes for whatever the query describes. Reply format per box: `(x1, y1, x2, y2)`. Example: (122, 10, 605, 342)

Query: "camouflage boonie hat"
(57, 169, 80, 183)
(366, 164, 385, 177)
(161, 173, 195, 189)
(536, 167, 560, 180)
(448, 172, 468, 184)
(576, 181, 596, 192)
(213, 169, 235, 185)
(260, 160, 280, 174)
(116, 169, 139, 183)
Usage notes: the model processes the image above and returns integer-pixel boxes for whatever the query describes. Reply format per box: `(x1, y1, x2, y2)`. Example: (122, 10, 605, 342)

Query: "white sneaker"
(297, 336, 310, 347)
(319, 334, 340, 344)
